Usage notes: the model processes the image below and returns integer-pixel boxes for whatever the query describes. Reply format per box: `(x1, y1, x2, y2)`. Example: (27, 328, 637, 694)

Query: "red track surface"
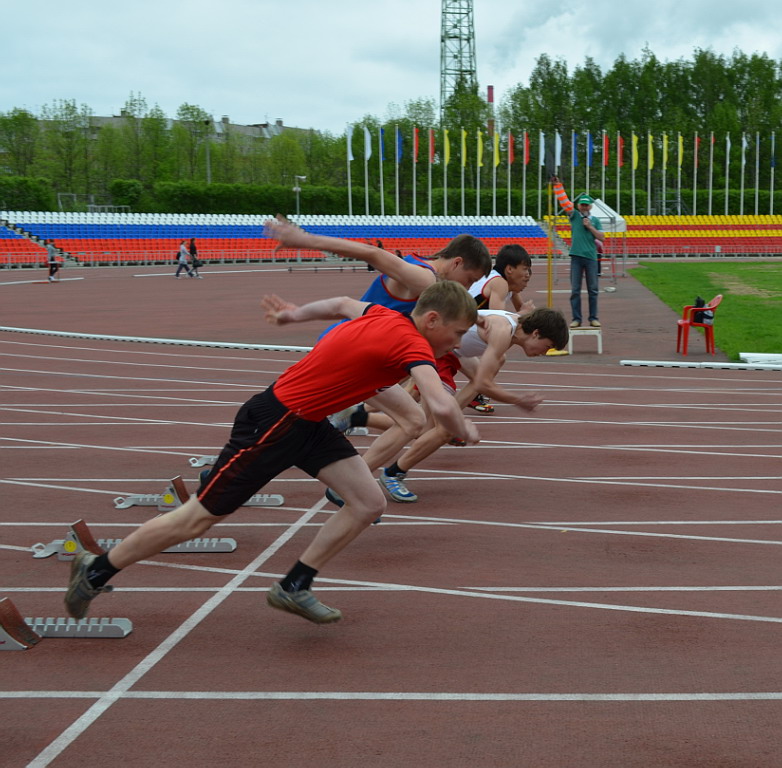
(1, 262, 781, 766)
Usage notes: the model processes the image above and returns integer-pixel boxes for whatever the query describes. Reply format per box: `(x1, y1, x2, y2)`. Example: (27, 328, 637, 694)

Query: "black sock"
(350, 404, 369, 428)
(384, 462, 402, 477)
(280, 560, 318, 593)
(85, 552, 121, 589)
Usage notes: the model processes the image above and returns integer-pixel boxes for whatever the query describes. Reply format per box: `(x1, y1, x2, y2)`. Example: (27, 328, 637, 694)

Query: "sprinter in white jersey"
(467, 244, 536, 414)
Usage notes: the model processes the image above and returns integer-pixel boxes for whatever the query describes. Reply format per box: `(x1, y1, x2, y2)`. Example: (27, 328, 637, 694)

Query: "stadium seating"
(0, 212, 551, 265)
(0, 226, 47, 267)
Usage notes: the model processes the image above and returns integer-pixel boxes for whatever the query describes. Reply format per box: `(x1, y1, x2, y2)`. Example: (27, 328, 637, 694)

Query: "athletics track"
(1, 263, 781, 766)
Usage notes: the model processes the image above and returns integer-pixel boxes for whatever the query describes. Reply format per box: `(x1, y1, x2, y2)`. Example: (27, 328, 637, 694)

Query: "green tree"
(0, 108, 39, 176)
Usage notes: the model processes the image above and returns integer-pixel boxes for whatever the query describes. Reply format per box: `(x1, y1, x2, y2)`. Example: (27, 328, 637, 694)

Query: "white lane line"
(4, 690, 782, 702)
(27, 499, 326, 768)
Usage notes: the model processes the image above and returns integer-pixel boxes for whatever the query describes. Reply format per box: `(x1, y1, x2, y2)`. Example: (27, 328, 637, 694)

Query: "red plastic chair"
(676, 294, 723, 355)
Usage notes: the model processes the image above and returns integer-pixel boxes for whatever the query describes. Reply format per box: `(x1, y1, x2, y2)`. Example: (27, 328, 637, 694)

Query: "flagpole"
(708, 131, 714, 215)
(755, 131, 760, 215)
(412, 126, 417, 216)
(363, 126, 370, 215)
(476, 129, 482, 216)
(631, 133, 636, 216)
(586, 131, 591, 193)
(460, 128, 466, 216)
(507, 130, 513, 216)
(647, 132, 652, 215)
(724, 133, 730, 216)
(570, 130, 576, 199)
(427, 129, 433, 217)
(378, 128, 385, 216)
(522, 131, 528, 217)
(601, 129, 606, 201)
(394, 125, 400, 215)
(616, 131, 621, 214)
(692, 132, 698, 215)
(492, 130, 497, 217)
(347, 124, 353, 216)
(676, 132, 682, 215)
(443, 128, 449, 217)
(771, 131, 776, 215)
(661, 133, 667, 212)
(537, 131, 544, 220)
(739, 131, 745, 216)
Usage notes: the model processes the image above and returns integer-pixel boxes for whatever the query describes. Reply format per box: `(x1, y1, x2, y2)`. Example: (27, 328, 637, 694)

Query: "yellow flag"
(461, 128, 467, 167)
(647, 133, 654, 170)
(677, 133, 684, 168)
(444, 129, 451, 166)
(493, 130, 500, 167)
(632, 133, 639, 170)
(662, 133, 668, 170)
(477, 129, 483, 167)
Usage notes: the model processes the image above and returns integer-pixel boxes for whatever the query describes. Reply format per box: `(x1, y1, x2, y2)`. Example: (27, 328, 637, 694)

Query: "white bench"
(567, 327, 603, 354)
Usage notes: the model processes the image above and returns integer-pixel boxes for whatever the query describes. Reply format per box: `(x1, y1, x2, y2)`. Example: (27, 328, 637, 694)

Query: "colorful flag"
(508, 131, 515, 164)
(662, 133, 668, 170)
(572, 131, 579, 167)
(694, 134, 701, 168)
(632, 133, 639, 170)
(461, 128, 467, 167)
(363, 126, 372, 160)
(413, 126, 419, 163)
(444, 129, 451, 166)
(523, 131, 530, 165)
(602, 132, 609, 166)
(380, 128, 385, 161)
(347, 124, 354, 162)
(477, 129, 484, 167)
(428, 129, 435, 164)
(587, 131, 594, 167)
(493, 130, 500, 167)
(396, 126, 403, 162)
(647, 133, 654, 170)
(677, 133, 684, 168)
(618, 134, 625, 167)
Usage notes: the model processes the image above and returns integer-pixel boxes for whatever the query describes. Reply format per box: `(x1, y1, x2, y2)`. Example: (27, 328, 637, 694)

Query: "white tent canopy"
(590, 198, 627, 232)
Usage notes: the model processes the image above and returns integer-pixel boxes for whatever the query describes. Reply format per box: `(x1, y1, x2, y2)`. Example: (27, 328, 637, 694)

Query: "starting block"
(567, 327, 603, 354)
(0, 598, 132, 650)
(32, 519, 237, 561)
(116, 474, 285, 509)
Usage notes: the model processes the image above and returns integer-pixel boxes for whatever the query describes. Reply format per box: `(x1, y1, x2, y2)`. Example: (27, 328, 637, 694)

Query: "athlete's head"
(494, 244, 533, 293)
(433, 234, 492, 288)
(515, 308, 569, 354)
(413, 281, 478, 358)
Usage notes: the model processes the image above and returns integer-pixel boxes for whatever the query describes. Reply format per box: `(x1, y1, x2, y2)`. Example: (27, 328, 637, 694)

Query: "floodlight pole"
(293, 175, 307, 215)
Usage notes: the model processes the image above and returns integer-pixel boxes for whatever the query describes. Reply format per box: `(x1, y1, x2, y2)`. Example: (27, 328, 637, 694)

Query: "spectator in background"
(46, 240, 60, 282)
(189, 237, 203, 278)
(552, 176, 605, 328)
(175, 239, 194, 278)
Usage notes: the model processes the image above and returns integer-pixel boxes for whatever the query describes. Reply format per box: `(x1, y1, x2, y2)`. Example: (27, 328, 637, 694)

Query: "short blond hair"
(412, 280, 478, 325)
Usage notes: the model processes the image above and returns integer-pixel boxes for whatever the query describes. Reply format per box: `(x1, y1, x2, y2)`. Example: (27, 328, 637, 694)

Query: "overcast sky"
(3, 0, 780, 134)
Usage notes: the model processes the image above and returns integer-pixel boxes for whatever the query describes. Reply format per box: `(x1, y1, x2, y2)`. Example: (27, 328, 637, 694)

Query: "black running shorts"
(196, 386, 358, 517)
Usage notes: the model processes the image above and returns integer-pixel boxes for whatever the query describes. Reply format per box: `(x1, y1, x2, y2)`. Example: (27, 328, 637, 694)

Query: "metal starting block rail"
(32, 519, 237, 561)
(115, 474, 285, 509)
(1, 597, 132, 651)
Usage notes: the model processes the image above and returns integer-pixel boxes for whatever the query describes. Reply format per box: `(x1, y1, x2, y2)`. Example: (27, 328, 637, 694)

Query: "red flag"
(508, 131, 515, 164)
(602, 133, 610, 166)
(413, 127, 419, 163)
(618, 134, 625, 167)
(523, 131, 530, 165)
(694, 134, 701, 167)
(428, 129, 435, 164)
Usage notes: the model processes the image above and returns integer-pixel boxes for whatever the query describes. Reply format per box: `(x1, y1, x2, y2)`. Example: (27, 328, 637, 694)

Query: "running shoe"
(266, 582, 342, 623)
(64, 552, 114, 619)
(327, 404, 360, 433)
(569, 320, 581, 328)
(448, 437, 467, 446)
(325, 487, 344, 507)
(589, 319, 601, 327)
(468, 394, 495, 414)
(378, 470, 418, 503)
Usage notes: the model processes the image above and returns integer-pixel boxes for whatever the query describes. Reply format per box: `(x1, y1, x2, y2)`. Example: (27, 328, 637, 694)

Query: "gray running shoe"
(378, 469, 418, 503)
(266, 582, 342, 624)
(64, 552, 114, 619)
(327, 404, 360, 433)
